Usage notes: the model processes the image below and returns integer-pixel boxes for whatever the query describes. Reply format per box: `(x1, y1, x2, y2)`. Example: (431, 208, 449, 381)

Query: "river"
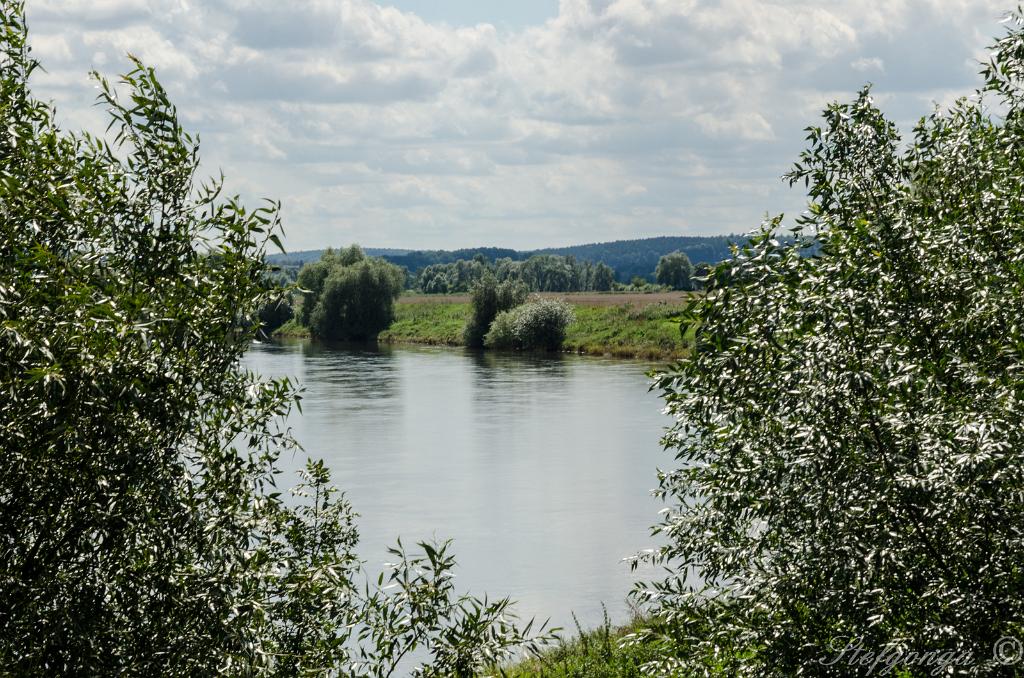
(244, 340, 672, 635)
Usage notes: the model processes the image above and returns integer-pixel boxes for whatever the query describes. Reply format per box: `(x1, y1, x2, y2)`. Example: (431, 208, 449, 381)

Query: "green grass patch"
(377, 301, 471, 346)
(562, 301, 693, 361)
(272, 318, 310, 338)
(500, 611, 661, 678)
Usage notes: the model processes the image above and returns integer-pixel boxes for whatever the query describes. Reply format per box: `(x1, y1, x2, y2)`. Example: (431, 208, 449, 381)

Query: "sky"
(24, 0, 1010, 251)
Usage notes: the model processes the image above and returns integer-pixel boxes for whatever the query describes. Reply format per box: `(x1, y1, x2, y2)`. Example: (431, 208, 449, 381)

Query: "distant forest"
(268, 235, 740, 284)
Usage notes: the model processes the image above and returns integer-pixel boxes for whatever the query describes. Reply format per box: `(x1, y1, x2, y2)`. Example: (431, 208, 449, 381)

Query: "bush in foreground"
(502, 610, 660, 678)
(637, 13, 1024, 676)
(0, 6, 546, 674)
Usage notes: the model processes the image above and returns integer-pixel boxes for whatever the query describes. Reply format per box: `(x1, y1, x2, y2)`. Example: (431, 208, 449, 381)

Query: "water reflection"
(243, 340, 670, 634)
(299, 341, 399, 400)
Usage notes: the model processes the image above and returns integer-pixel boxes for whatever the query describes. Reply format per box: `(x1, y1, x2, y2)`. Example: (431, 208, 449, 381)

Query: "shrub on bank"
(462, 275, 529, 347)
(482, 308, 519, 349)
(297, 247, 405, 342)
(515, 299, 575, 350)
(485, 298, 575, 351)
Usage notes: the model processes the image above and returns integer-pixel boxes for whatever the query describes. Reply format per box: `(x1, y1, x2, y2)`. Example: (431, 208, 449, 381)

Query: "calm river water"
(244, 340, 671, 633)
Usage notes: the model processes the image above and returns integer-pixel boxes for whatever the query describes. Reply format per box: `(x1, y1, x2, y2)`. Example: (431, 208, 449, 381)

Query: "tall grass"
(499, 607, 661, 678)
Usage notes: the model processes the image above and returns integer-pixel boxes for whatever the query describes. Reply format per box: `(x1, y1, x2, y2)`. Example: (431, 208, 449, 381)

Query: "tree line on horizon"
(417, 254, 617, 294)
(268, 234, 736, 286)
(274, 247, 703, 300)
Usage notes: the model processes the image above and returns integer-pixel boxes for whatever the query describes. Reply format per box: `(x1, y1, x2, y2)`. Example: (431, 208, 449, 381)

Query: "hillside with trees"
(268, 235, 737, 285)
(533, 235, 734, 281)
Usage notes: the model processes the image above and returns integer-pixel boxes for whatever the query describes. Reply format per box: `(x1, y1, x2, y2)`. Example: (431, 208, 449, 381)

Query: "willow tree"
(654, 251, 694, 291)
(639, 13, 1024, 677)
(297, 247, 406, 342)
(0, 4, 542, 675)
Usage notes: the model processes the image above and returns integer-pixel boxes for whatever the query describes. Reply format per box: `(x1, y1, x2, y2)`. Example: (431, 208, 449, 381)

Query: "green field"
(383, 293, 694, 360)
(273, 318, 311, 338)
(561, 301, 695, 360)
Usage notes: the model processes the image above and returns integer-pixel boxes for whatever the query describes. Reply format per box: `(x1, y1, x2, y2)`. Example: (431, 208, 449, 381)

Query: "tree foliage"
(637, 14, 1024, 676)
(392, 236, 734, 284)
(0, 6, 546, 674)
(271, 237, 737, 286)
(654, 251, 694, 291)
(258, 294, 295, 337)
(297, 247, 405, 341)
(462, 275, 529, 348)
(690, 262, 712, 290)
(415, 254, 617, 294)
(485, 299, 575, 352)
(532, 236, 733, 283)
(384, 246, 519, 275)
(417, 258, 491, 294)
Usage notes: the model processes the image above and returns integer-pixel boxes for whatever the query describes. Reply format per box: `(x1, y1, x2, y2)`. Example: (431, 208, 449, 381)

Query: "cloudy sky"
(25, 0, 1009, 251)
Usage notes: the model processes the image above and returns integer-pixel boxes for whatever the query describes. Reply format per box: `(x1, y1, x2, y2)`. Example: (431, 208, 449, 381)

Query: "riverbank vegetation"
(500, 611, 661, 677)
(484, 298, 575, 351)
(277, 252, 687, 355)
(463, 276, 529, 347)
(295, 246, 404, 341)
(284, 292, 696, 359)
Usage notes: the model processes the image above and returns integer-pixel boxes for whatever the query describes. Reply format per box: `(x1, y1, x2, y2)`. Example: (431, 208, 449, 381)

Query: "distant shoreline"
(274, 291, 696, 362)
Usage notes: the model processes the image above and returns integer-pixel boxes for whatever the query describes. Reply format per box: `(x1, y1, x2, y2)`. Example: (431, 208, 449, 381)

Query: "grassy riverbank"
(275, 292, 696, 360)
(383, 292, 695, 360)
(500, 613, 661, 677)
(378, 299, 470, 346)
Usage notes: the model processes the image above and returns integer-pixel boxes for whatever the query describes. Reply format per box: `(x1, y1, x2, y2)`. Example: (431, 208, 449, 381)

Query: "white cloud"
(851, 57, 885, 72)
(694, 111, 775, 142)
(28, 33, 72, 63)
(22, 0, 1010, 249)
(82, 27, 200, 79)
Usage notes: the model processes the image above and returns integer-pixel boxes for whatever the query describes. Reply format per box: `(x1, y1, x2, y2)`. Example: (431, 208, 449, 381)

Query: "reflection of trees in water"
(468, 348, 570, 378)
(251, 338, 291, 354)
(299, 338, 394, 359)
(467, 348, 573, 414)
(300, 340, 399, 402)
